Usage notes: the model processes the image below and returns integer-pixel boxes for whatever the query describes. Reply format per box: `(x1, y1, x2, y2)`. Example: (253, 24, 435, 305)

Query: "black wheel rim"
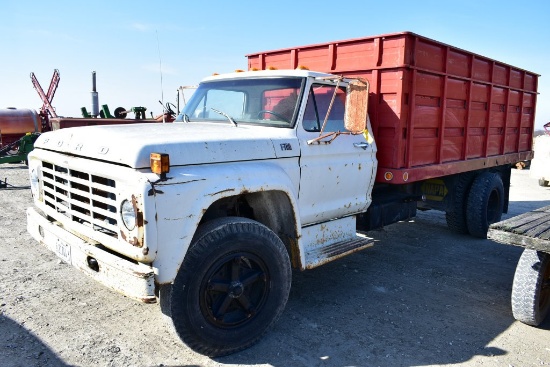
(199, 252, 269, 328)
(486, 189, 500, 224)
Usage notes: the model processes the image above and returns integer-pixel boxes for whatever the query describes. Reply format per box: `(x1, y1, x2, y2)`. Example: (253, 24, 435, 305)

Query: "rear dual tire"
(446, 171, 504, 238)
(445, 173, 475, 234)
(465, 172, 504, 238)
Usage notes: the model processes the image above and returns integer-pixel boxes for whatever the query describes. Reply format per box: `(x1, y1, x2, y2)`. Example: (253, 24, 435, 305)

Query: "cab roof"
(201, 69, 338, 82)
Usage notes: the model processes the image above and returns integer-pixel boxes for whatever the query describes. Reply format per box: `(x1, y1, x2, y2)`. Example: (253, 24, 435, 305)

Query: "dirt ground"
(1, 164, 550, 367)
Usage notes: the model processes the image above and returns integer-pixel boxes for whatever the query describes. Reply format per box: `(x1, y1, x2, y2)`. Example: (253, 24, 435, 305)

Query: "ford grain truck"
(26, 32, 537, 356)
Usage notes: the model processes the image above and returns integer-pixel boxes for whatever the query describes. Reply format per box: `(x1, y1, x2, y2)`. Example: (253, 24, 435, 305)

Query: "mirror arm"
(307, 131, 351, 145)
(319, 79, 342, 134)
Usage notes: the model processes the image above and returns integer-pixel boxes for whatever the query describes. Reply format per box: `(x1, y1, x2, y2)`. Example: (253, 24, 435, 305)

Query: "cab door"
(297, 82, 377, 226)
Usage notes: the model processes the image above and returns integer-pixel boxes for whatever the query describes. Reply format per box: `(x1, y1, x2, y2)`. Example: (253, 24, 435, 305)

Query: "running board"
(301, 216, 375, 269)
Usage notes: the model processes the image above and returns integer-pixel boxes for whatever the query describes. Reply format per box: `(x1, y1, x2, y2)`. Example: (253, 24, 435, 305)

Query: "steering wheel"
(166, 102, 177, 116)
(257, 110, 290, 123)
(159, 101, 177, 117)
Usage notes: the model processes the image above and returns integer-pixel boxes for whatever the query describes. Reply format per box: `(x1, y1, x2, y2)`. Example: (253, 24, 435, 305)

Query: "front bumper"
(27, 207, 156, 303)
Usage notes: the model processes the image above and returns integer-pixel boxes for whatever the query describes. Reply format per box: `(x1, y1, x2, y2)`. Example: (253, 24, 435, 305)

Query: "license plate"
(55, 238, 72, 264)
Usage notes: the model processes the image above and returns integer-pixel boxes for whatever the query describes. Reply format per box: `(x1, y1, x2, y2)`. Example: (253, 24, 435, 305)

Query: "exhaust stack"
(91, 71, 99, 117)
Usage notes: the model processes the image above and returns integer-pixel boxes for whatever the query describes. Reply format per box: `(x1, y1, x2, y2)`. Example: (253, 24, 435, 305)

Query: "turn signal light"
(150, 153, 170, 175)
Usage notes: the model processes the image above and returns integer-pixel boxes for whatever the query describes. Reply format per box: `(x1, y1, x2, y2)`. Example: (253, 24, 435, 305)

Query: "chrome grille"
(41, 161, 119, 238)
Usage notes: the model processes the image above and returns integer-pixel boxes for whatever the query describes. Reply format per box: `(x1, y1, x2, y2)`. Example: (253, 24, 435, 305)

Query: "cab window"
(302, 84, 346, 132)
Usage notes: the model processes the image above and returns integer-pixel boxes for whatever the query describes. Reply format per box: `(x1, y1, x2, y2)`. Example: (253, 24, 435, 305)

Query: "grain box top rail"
(247, 31, 539, 93)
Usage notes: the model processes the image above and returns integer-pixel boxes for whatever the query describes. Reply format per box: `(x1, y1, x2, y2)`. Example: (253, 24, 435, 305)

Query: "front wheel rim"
(199, 252, 270, 328)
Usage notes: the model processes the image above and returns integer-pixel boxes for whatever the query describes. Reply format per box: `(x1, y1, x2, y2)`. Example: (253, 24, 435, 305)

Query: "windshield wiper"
(210, 108, 237, 127)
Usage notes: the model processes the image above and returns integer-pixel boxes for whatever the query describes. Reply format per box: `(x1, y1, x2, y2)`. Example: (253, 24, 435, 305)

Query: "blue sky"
(2, 0, 549, 129)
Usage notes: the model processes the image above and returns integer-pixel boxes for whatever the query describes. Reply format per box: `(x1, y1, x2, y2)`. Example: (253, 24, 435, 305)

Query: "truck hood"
(34, 122, 299, 168)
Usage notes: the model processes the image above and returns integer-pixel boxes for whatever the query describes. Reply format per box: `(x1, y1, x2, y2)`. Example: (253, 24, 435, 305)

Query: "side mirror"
(344, 78, 369, 134)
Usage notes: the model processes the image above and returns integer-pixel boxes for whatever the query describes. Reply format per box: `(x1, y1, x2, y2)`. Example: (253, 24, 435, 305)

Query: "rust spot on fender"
(127, 195, 144, 248)
(121, 229, 140, 247)
(132, 195, 145, 228)
(288, 237, 301, 269)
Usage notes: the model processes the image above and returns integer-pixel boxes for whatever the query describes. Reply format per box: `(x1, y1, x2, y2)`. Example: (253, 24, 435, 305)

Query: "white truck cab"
(27, 69, 377, 356)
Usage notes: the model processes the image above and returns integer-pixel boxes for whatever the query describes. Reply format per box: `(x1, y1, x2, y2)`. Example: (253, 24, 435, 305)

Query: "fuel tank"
(0, 108, 40, 146)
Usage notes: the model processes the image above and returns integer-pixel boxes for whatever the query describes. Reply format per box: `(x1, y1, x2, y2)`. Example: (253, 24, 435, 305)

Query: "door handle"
(353, 142, 369, 150)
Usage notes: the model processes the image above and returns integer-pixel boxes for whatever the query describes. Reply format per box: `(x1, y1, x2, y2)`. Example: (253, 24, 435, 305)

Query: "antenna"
(156, 30, 165, 123)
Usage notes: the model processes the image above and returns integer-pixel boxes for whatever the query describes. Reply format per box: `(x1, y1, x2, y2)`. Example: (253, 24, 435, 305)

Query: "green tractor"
(0, 132, 40, 165)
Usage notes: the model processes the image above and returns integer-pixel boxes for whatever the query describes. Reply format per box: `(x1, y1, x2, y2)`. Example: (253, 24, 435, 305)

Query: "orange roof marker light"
(267, 66, 278, 70)
(296, 65, 310, 70)
(234, 69, 244, 73)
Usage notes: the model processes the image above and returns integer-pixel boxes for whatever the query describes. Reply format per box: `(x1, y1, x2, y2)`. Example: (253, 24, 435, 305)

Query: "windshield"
(177, 77, 304, 127)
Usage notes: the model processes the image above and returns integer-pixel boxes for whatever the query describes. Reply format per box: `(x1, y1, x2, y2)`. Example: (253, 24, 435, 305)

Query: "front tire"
(511, 249, 550, 326)
(466, 172, 504, 238)
(163, 217, 291, 357)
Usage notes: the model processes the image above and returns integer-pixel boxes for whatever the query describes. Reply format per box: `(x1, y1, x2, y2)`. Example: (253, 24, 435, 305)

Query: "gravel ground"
(1, 164, 550, 367)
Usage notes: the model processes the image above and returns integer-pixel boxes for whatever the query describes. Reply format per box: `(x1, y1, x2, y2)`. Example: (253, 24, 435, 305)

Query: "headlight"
(121, 199, 137, 230)
(29, 163, 41, 201)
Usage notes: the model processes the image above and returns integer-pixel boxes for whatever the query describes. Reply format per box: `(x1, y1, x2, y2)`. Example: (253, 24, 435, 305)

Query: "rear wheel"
(445, 173, 475, 234)
(161, 217, 291, 357)
(511, 249, 550, 326)
(466, 172, 504, 238)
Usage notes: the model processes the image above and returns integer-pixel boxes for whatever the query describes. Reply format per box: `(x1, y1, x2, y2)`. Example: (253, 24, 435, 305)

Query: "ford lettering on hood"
(33, 121, 299, 168)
